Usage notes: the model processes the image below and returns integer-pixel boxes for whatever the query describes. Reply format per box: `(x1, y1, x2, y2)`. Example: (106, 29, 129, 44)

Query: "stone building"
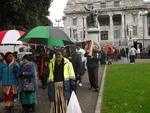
(63, 0, 150, 49)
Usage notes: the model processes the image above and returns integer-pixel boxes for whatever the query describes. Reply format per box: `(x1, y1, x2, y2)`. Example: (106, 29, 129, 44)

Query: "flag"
(119, 40, 121, 46)
(70, 27, 72, 37)
(83, 27, 85, 39)
(126, 24, 129, 35)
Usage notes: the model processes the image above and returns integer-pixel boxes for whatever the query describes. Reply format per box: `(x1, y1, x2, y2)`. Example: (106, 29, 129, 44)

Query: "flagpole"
(2, 44, 4, 53)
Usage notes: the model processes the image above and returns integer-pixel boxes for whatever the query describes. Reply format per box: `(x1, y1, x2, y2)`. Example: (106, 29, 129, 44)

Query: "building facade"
(63, 0, 150, 49)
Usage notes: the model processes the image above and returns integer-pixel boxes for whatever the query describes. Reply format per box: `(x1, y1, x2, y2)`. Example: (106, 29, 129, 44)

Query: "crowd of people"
(0, 43, 147, 113)
(0, 43, 101, 113)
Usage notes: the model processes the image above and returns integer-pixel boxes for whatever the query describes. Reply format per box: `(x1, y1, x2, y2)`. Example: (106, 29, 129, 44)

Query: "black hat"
(22, 54, 30, 61)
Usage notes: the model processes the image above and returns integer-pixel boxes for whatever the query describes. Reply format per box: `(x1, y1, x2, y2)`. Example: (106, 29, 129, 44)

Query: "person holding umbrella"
(38, 48, 50, 89)
(48, 50, 76, 113)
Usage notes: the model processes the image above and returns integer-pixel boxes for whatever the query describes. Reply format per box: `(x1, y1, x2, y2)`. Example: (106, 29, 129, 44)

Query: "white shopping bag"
(66, 91, 82, 113)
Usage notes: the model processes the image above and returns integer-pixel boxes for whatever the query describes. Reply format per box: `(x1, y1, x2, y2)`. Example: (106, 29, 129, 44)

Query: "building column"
(109, 14, 114, 40)
(121, 14, 125, 39)
(145, 15, 148, 39)
(83, 16, 87, 40)
(97, 16, 101, 42)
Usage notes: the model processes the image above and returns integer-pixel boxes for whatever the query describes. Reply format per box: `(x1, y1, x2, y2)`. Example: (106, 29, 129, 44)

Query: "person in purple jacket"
(16, 54, 38, 113)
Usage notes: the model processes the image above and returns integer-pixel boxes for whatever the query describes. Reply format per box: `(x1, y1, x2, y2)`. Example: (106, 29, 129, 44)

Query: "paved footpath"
(0, 66, 104, 113)
(0, 58, 149, 113)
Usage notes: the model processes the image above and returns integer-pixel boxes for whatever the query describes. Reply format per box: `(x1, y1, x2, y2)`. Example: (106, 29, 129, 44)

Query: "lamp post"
(139, 11, 148, 50)
(55, 19, 61, 28)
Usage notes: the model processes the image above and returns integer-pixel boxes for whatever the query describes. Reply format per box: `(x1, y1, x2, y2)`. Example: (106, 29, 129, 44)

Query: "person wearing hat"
(0, 52, 20, 111)
(16, 54, 38, 113)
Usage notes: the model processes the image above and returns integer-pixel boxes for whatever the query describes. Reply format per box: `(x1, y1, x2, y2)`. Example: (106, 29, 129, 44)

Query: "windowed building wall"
(63, 0, 150, 48)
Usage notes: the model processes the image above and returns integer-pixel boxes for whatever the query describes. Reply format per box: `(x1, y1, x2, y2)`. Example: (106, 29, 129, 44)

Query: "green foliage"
(0, 0, 53, 31)
(101, 63, 150, 113)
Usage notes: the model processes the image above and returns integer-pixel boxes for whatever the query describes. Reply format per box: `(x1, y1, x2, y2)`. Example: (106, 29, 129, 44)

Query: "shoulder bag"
(22, 78, 35, 92)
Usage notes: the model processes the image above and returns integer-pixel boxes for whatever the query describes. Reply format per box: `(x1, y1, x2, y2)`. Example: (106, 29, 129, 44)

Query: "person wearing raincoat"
(48, 50, 76, 113)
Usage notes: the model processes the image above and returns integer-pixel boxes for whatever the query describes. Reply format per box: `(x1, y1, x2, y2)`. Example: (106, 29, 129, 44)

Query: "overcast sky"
(48, 0, 68, 27)
(144, 0, 150, 2)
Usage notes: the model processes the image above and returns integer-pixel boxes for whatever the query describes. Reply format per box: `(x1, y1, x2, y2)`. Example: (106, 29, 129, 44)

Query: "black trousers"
(87, 66, 98, 88)
(130, 55, 135, 63)
(40, 76, 47, 87)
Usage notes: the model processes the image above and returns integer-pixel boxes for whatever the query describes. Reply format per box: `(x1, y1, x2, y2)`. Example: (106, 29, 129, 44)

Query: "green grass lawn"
(101, 63, 150, 113)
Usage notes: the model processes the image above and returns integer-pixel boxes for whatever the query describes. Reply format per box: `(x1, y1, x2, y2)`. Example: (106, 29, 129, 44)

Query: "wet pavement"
(0, 58, 149, 113)
(0, 66, 104, 113)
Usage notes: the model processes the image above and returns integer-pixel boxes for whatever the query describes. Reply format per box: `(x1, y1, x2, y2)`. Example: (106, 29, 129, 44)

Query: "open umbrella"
(0, 30, 27, 44)
(104, 45, 114, 54)
(18, 26, 75, 46)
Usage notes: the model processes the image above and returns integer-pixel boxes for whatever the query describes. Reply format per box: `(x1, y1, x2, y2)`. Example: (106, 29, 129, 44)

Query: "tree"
(0, 0, 53, 31)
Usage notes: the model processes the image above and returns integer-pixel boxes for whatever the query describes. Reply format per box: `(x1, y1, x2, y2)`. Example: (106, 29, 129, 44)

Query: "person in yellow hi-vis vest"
(48, 50, 76, 113)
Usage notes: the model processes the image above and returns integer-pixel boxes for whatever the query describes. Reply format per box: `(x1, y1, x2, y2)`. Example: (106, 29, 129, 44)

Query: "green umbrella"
(18, 26, 75, 46)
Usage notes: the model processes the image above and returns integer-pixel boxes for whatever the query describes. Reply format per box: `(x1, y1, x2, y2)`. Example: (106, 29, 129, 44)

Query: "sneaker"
(78, 83, 82, 87)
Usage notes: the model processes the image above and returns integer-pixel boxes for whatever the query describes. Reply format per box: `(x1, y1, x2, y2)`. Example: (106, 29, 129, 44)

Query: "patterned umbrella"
(0, 30, 27, 44)
(18, 26, 75, 46)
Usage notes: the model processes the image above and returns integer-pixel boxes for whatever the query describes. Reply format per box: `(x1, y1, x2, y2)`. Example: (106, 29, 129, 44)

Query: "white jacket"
(129, 47, 136, 55)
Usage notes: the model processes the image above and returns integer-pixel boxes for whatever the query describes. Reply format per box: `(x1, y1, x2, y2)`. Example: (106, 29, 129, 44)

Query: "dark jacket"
(120, 49, 126, 57)
(38, 54, 50, 76)
(86, 50, 101, 68)
(100, 49, 107, 64)
(68, 44, 84, 78)
(42, 64, 49, 78)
